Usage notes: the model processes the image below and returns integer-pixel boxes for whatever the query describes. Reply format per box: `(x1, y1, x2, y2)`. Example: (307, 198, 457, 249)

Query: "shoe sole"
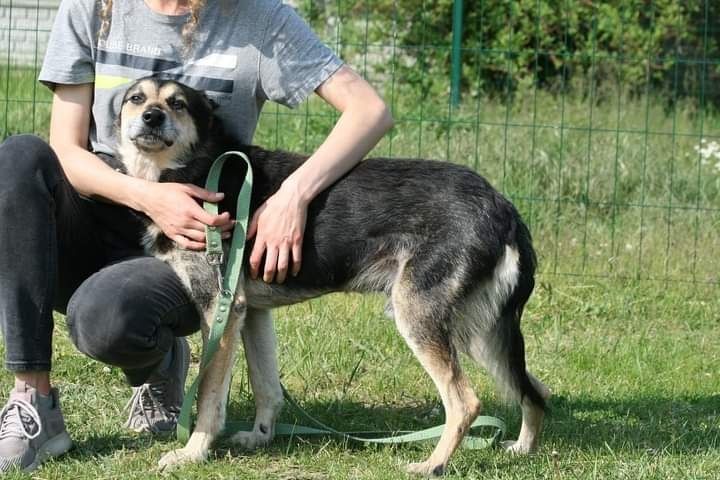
(23, 432, 73, 473)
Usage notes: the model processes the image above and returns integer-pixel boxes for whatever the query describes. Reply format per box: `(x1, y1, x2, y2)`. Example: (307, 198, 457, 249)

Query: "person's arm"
(49, 83, 232, 250)
(247, 65, 393, 283)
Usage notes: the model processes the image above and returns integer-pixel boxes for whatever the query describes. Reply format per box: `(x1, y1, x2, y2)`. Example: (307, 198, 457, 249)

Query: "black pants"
(0, 135, 200, 386)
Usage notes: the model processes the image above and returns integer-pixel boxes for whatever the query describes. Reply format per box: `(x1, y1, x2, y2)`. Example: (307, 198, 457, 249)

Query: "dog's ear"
(113, 112, 121, 133)
(179, 82, 217, 115)
(204, 93, 220, 111)
(113, 87, 128, 135)
(198, 92, 220, 132)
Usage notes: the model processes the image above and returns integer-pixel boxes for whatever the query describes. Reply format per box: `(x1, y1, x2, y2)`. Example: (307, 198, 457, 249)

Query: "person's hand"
(139, 182, 234, 250)
(247, 184, 308, 283)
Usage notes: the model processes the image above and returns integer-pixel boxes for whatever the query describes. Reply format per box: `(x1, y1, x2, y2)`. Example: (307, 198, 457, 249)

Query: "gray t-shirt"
(39, 0, 343, 156)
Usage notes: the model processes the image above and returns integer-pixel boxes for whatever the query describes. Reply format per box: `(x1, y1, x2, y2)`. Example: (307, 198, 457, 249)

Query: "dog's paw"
(230, 428, 273, 451)
(157, 447, 207, 470)
(405, 460, 446, 477)
(501, 439, 535, 455)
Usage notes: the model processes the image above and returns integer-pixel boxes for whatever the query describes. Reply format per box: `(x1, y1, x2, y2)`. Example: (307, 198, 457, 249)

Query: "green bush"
(298, 0, 720, 108)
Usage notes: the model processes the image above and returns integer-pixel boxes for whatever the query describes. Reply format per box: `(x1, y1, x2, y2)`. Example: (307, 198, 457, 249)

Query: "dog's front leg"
(158, 299, 247, 470)
(231, 308, 284, 450)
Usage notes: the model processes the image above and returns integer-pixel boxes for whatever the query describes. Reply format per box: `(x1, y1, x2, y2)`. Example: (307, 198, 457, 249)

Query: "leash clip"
(210, 264, 224, 292)
(206, 252, 224, 266)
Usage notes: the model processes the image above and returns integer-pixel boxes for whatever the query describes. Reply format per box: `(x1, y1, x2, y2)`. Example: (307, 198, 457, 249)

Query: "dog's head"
(116, 77, 216, 174)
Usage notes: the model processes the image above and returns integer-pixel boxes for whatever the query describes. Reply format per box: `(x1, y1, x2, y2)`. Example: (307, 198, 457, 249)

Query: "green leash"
(176, 151, 506, 449)
(177, 150, 253, 444)
(225, 384, 506, 449)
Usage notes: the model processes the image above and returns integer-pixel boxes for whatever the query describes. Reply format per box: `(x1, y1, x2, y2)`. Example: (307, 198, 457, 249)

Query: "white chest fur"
(117, 144, 180, 182)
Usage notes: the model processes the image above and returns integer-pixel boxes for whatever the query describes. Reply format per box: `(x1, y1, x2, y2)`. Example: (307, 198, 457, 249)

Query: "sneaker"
(125, 337, 190, 434)
(0, 383, 72, 473)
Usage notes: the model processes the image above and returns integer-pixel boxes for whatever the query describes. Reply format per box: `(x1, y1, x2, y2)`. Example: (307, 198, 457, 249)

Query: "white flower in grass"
(694, 139, 720, 166)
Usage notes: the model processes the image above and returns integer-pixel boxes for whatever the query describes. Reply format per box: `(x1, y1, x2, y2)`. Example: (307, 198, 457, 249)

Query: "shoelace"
(124, 381, 174, 432)
(0, 399, 42, 441)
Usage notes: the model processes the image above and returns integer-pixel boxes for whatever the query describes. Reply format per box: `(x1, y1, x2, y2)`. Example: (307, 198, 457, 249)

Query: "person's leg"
(66, 256, 201, 432)
(0, 134, 107, 471)
(0, 135, 109, 380)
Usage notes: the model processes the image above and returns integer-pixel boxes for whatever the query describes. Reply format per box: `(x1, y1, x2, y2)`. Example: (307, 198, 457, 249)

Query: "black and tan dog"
(114, 77, 550, 476)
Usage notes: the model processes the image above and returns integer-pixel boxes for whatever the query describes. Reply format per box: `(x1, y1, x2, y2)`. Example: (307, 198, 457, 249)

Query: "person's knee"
(0, 134, 60, 190)
(66, 267, 173, 370)
(65, 258, 199, 369)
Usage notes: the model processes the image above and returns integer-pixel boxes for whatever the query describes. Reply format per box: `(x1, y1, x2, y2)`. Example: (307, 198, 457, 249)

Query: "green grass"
(0, 65, 51, 138)
(0, 279, 717, 479)
(0, 69, 719, 478)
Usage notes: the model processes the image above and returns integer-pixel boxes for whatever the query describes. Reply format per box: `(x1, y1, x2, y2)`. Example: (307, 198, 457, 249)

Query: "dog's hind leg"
(502, 370, 550, 454)
(158, 300, 247, 469)
(461, 301, 549, 455)
(391, 278, 481, 477)
(451, 241, 549, 455)
(231, 307, 284, 450)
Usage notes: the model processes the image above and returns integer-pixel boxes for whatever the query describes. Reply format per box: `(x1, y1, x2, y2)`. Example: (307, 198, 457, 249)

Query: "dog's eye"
(169, 99, 186, 111)
(129, 94, 144, 104)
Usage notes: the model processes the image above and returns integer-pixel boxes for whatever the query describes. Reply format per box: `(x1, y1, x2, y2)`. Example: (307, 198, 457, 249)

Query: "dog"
(113, 77, 550, 476)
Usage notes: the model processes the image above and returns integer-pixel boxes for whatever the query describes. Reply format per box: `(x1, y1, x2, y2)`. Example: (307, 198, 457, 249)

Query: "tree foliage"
(298, 0, 720, 107)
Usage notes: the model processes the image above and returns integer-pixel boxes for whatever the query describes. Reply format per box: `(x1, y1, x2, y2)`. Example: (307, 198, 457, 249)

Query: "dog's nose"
(142, 108, 166, 127)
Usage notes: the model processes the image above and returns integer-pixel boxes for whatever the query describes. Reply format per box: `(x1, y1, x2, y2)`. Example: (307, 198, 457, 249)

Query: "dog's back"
(212, 150, 532, 292)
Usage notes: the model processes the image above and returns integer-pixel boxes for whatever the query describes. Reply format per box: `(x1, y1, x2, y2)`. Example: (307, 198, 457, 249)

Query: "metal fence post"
(451, 0, 464, 107)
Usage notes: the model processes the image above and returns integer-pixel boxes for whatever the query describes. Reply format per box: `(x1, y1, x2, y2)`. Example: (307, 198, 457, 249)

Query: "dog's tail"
(454, 217, 546, 410)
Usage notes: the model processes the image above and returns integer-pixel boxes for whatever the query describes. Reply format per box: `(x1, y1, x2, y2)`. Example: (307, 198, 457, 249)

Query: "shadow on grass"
(217, 397, 450, 455)
(58, 393, 719, 463)
(218, 393, 720, 456)
(61, 430, 178, 460)
(539, 394, 720, 453)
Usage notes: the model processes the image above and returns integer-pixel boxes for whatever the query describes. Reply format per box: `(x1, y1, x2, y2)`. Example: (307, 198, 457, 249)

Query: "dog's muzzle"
(126, 109, 177, 150)
(142, 107, 166, 128)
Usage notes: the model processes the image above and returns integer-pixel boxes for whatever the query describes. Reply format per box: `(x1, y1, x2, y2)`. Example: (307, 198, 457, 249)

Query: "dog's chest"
(118, 145, 179, 182)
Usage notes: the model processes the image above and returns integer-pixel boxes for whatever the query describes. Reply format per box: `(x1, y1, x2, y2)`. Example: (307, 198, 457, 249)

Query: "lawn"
(0, 68, 718, 479)
(0, 280, 717, 479)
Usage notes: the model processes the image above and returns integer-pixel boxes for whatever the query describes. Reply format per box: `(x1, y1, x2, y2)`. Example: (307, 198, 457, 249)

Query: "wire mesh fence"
(1, 0, 718, 286)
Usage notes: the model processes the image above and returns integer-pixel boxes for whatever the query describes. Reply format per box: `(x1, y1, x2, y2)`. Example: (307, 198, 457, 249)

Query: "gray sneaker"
(0, 383, 72, 473)
(125, 337, 190, 434)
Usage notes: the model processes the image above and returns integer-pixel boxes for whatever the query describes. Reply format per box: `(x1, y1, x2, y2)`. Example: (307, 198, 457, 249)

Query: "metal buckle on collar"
(206, 252, 224, 266)
(210, 263, 224, 292)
